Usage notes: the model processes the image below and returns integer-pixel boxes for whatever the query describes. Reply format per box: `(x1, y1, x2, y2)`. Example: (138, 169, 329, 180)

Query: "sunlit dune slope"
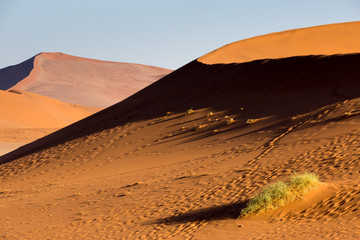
(199, 21, 360, 64)
(0, 89, 99, 155)
(0, 90, 98, 128)
(0, 52, 172, 107)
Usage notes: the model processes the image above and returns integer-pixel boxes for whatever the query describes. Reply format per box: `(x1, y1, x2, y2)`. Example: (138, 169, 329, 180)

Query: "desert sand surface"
(1, 22, 360, 239)
(0, 52, 171, 107)
(199, 21, 360, 64)
(0, 143, 27, 156)
(0, 89, 99, 156)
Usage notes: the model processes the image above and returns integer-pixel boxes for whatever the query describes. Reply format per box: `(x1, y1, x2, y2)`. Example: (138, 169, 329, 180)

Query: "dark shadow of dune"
(154, 201, 248, 224)
(2, 53, 360, 164)
(0, 53, 41, 90)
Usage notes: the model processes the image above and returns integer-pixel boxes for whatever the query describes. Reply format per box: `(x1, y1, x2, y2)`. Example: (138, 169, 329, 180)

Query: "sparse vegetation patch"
(240, 172, 320, 217)
(226, 117, 235, 125)
(344, 111, 352, 117)
(245, 119, 256, 125)
(186, 108, 195, 115)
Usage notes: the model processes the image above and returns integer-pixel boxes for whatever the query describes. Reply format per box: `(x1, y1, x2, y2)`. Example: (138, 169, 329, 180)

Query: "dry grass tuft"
(187, 108, 195, 115)
(344, 111, 352, 117)
(239, 172, 320, 217)
(226, 117, 235, 125)
(245, 119, 258, 125)
(196, 124, 208, 130)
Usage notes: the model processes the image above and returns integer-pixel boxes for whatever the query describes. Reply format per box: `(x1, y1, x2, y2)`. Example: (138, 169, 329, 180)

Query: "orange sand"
(0, 89, 99, 156)
(1, 22, 360, 239)
(0, 90, 98, 128)
(199, 21, 360, 64)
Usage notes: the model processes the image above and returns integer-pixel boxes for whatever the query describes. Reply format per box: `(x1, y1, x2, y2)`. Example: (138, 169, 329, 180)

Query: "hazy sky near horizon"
(1, 0, 359, 70)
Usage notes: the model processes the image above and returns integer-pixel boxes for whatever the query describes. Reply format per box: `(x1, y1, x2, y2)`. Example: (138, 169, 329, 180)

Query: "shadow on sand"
(155, 201, 248, 224)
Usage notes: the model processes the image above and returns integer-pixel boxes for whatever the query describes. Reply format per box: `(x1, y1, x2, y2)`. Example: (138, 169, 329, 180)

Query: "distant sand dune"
(0, 52, 172, 107)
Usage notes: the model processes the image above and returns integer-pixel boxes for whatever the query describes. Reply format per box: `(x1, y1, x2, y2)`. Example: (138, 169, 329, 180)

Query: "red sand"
(199, 21, 360, 64)
(5, 52, 171, 107)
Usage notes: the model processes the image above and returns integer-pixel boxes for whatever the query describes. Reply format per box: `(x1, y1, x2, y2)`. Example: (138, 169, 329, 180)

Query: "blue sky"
(1, 0, 359, 69)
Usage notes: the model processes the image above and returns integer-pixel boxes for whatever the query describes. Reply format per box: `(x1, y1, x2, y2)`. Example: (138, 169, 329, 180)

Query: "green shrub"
(240, 172, 320, 217)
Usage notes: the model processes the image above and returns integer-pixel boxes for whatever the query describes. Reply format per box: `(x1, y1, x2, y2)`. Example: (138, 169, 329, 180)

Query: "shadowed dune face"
(199, 21, 360, 64)
(0, 54, 38, 90)
(0, 52, 172, 107)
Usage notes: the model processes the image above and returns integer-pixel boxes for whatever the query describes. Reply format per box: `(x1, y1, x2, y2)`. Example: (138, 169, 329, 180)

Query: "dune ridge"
(0, 52, 172, 107)
(199, 21, 360, 64)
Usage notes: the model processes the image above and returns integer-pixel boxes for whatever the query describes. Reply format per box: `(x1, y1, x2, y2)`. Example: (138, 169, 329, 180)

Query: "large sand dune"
(1, 22, 360, 239)
(199, 21, 360, 64)
(0, 52, 171, 107)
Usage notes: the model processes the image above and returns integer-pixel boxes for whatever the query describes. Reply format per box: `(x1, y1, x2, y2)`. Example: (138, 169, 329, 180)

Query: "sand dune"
(199, 21, 360, 64)
(0, 89, 98, 128)
(0, 89, 99, 156)
(0, 52, 171, 107)
(1, 22, 360, 239)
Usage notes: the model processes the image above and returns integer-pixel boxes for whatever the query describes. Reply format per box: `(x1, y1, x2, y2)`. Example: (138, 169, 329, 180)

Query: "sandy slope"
(0, 90, 98, 128)
(199, 21, 360, 64)
(1, 22, 360, 239)
(0, 52, 171, 107)
(0, 89, 99, 156)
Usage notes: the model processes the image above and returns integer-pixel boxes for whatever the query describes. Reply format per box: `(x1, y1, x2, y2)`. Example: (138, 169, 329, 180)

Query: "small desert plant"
(226, 117, 235, 125)
(240, 172, 320, 217)
(196, 124, 208, 130)
(344, 111, 352, 117)
(245, 119, 257, 125)
(186, 108, 195, 115)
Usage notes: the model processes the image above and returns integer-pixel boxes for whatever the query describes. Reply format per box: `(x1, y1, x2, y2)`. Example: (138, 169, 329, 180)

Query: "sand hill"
(1, 22, 360, 239)
(0, 89, 99, 156)
(0, 52, 172, 107)
(199, 21, 360, 64)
